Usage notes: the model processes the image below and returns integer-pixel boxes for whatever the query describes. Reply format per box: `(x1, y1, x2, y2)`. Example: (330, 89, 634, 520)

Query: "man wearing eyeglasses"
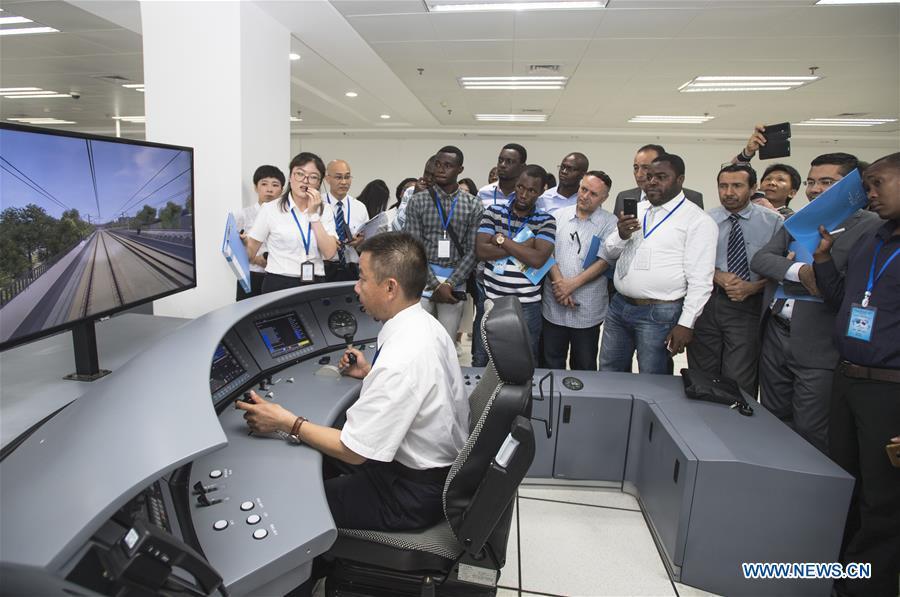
(751, 152, 881, 454)
(612, 144, 703, 216)
(324, 160, 369, 282)
(536, 152, 589, 214)
(541, 171, 617, 370)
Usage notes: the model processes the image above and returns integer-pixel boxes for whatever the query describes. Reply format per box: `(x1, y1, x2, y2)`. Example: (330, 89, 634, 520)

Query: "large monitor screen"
(254, 313, 312, 358)
(0, 124, 196, 349)
(209, 343, 245, 395)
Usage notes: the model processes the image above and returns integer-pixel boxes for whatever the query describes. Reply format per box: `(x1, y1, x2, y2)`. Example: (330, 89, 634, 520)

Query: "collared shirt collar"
(568, 205, 608, 224)
(377, 302, 422, 348)
(433, 185, 459, 200)
(651, 191, 686, 212)
(713, 202, 754, 223)
(876, 218, 898, 241)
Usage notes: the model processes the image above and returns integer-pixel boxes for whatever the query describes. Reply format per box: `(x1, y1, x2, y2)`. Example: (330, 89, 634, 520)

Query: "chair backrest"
(442, 297, 535, 564)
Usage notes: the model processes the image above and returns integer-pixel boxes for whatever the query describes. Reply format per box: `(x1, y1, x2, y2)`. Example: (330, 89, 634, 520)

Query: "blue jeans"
(599, 293, 683, 375)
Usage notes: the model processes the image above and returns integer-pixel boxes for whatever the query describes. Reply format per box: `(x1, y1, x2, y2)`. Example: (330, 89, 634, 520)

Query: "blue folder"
(222, 212, 251, 293)
(784, 169, 868, 255)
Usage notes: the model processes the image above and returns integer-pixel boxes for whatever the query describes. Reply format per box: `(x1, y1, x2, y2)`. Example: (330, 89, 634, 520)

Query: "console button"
(209, 469, 223, 479)
(252, 528, 268, 540)
(246, 514, 261, 525)
(213, 520, 228, 531)
(240, 501, 255, 511)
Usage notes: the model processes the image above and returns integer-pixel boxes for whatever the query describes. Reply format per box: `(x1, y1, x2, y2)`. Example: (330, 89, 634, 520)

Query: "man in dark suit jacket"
(613, 144, 703, 215)
(750, 153, 881, 454)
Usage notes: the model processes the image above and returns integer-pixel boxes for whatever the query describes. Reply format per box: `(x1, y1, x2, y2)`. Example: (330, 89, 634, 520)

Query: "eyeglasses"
(292, 171, 322, 183)
(329, 174, 352, 181)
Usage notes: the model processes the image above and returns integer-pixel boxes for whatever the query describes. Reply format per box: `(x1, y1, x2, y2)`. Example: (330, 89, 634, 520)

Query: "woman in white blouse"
(247, 152, 339, 293)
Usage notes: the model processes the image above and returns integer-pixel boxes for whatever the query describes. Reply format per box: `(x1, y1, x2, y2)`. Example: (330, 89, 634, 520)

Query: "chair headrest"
(482, 297, 535, 385)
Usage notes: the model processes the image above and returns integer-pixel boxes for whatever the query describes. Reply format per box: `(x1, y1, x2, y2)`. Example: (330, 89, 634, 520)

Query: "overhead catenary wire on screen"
(117, 167, 191, 218)
(111, 150, 183, 217)
(85, 139, 102, 220)
(0, 156, 73, 212)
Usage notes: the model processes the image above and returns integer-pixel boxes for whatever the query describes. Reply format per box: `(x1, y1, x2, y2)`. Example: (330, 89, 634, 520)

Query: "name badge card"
(301, 261, 315, 282)
(846, 304, 876, 342)
(634, 247, 651, 271)
(437, 238, 451, 259)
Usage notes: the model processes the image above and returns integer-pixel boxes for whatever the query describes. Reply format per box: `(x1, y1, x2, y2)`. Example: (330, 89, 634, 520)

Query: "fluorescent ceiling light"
(475, 114, 547, 122)
(345, 91, 358, 98)
(460, 76, 568, 90)
(429, 1, 606, 12)
(796, 117, 897, 127)
(0, 87, 41, 92)
(816, 1, 900, 4)
(8, 117, 76, 125)
(289, 53, 301, 60)
(0, 16, 32, 25)
(629, 115, 714, 124)
(0, 26, 59, 36)
(122, 83, 144, 89)
(290, 116, 303, 122)
(380, 114, 391, 119)
(112, 116, 146, 123)
(1, 89, 70, 98)
(679, 75, 820, 93)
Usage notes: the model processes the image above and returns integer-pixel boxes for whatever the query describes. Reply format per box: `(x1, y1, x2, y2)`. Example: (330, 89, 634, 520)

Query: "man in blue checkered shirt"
(404, 146, 483, 339)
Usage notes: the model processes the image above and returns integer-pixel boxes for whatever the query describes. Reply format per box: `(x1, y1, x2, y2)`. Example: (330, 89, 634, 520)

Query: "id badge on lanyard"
(301, 261, 315, 283)
(847, 304, 876, 342)
(438, 236, 452, 259)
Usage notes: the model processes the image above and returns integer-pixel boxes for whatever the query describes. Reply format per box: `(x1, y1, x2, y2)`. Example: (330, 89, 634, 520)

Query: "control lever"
(192, 481, 217, 496)
(343, 333, 357, 366)
(196, 493, 221, 508)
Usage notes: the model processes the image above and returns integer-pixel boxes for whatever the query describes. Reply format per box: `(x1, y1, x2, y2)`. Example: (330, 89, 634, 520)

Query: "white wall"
(293, 135, 900, 212)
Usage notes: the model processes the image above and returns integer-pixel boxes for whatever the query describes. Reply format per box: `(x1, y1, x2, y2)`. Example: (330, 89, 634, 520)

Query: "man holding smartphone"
(404, 146, 483, 339)
(613, 144, 703, 216)
(811, 152, 900, 597)
(600, 154, 717, 374)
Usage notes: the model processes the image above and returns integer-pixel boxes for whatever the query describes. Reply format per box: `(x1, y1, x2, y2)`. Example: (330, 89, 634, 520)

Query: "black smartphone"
(623, 198, 638, 218)
(759, 122, 791, 160)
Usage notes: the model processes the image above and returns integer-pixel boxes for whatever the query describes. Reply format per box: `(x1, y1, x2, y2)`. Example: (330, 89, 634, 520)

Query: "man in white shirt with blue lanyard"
(323, 159, 369, 282)
(542, 170, 617, 370)
(536, 152, 589, 215)
(600, 153, 718, 374)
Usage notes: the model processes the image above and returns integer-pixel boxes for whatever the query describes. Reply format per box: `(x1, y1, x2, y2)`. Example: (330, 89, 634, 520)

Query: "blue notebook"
(784, 169, 868, 255)
(222, 212, 251, 293)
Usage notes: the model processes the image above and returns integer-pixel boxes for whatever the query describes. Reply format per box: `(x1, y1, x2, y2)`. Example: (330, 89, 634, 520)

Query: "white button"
(246, 514, 261, 525)
(209, 469, 223, 479)
(252, 528, 268, 540)
(213, 520, 228, 531)
(240, 501, 254, 511)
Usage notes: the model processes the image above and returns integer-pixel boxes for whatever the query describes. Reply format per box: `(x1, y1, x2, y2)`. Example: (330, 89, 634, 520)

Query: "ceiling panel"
(513, 9, 605, 39)
(448, 40, 515, 62)
(513, 39, 590, 63)
(581, 37, 668, 61)
(592, 8, 702, 37)
(427, 12, 516, 41)
(0, 34, 118, 59)
(344, 13, 435, 43)
(331, 0, 427, 17)
(6, 1, 121, 32)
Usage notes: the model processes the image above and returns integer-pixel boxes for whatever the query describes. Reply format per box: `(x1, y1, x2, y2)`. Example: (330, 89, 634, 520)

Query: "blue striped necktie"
(334, 201, 347, 268)
(726, 214, 750, 281)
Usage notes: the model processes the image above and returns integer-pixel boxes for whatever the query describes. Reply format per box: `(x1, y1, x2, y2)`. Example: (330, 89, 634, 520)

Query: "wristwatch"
(288, 416, 307, 444)
(494, 234, 505, 246)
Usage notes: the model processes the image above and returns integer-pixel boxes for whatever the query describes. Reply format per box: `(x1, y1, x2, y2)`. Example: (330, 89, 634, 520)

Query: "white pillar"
(141, 1, 291, 318)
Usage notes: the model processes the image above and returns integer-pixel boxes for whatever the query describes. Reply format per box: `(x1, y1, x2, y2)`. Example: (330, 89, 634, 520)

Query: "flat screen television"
(0, 123, 196, 376)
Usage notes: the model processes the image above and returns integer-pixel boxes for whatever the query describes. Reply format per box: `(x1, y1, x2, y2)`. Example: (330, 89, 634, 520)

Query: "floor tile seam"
(498, 585, 569, 597)
(517, 495, 642, 513)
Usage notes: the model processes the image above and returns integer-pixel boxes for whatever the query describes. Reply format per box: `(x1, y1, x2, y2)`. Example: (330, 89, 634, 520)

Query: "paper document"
(357, 212, 390, 239)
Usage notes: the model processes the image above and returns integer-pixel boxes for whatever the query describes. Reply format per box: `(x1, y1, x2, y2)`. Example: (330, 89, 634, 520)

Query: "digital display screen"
(209, 343, 245, 394)
(254, 312, 312, 358)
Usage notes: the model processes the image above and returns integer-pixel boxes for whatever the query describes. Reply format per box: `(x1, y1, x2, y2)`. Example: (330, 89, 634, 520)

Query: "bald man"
(324, 159, 369, 281)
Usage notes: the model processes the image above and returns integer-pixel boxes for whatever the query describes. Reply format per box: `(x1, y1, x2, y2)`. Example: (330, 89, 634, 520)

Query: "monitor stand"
(63, 320, 111, 381)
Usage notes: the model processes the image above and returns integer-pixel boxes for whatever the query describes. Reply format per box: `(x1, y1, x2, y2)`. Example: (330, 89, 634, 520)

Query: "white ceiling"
(1, 0, 898, 141)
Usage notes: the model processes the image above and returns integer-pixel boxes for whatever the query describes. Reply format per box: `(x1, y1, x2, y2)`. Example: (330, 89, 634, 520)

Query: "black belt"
(839, 361, 900, 384)
(390, 461, 451, 484)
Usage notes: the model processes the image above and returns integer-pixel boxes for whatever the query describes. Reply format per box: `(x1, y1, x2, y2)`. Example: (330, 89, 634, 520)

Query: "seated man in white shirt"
(600, 153, 718, 374)
(236, 231, 469, 532)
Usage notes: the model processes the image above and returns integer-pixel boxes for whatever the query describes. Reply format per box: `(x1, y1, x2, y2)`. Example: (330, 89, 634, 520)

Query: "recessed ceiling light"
(795, 117, 897, 127)
(428, 1, 607, 12)
(816, 0, 899, 4)
(0, 87, 41, 92)
(112, 116, 146, 123)
(0, 16, 32, 25)
(380, 114, 391, 119)
(8, 117, 76, 125)
(629, 115, 715, 124)
(289, 53, 301, 60)
(475, 114, 548, 122)
(122, 83, 144, 89)
(0, 26, 59, 36)
(460, 76, 568, 91)
(679, 75, 820, 93)
(345, 91, 358, 98)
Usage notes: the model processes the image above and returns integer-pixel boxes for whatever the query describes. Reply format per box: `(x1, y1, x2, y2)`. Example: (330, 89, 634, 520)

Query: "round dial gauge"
(327, 309, 358, 339)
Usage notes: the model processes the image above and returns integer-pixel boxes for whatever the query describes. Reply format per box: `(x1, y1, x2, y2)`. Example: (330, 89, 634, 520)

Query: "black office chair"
(325, 297, 536, 597)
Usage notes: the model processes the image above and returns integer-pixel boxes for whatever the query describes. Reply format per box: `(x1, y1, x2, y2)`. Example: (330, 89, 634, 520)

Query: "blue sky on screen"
(0, 128, 191, 224)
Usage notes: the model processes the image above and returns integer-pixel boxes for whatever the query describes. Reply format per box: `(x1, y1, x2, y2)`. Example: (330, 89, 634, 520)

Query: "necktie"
(334, 201, 347, 268)
(726, 214, 751, 281)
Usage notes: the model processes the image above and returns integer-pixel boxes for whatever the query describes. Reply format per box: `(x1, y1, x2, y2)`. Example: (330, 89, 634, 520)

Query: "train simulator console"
(0, 283, 854, 597)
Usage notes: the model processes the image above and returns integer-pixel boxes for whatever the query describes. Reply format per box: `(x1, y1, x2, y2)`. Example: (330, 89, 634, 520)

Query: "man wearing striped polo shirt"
(476, 164, 556, 362)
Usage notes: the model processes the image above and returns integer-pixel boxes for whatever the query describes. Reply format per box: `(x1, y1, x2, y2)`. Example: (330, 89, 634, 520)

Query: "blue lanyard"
(862, 239, 900, 307)
(326, 192, 350, 227)
(372, 344, 382, 365)
(435, 191, 460, 231)
(492, 186, 516, 206)
(642, 198, 686, 240)
(289, 209, 312, 254)
(506, 208, 533, 239)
